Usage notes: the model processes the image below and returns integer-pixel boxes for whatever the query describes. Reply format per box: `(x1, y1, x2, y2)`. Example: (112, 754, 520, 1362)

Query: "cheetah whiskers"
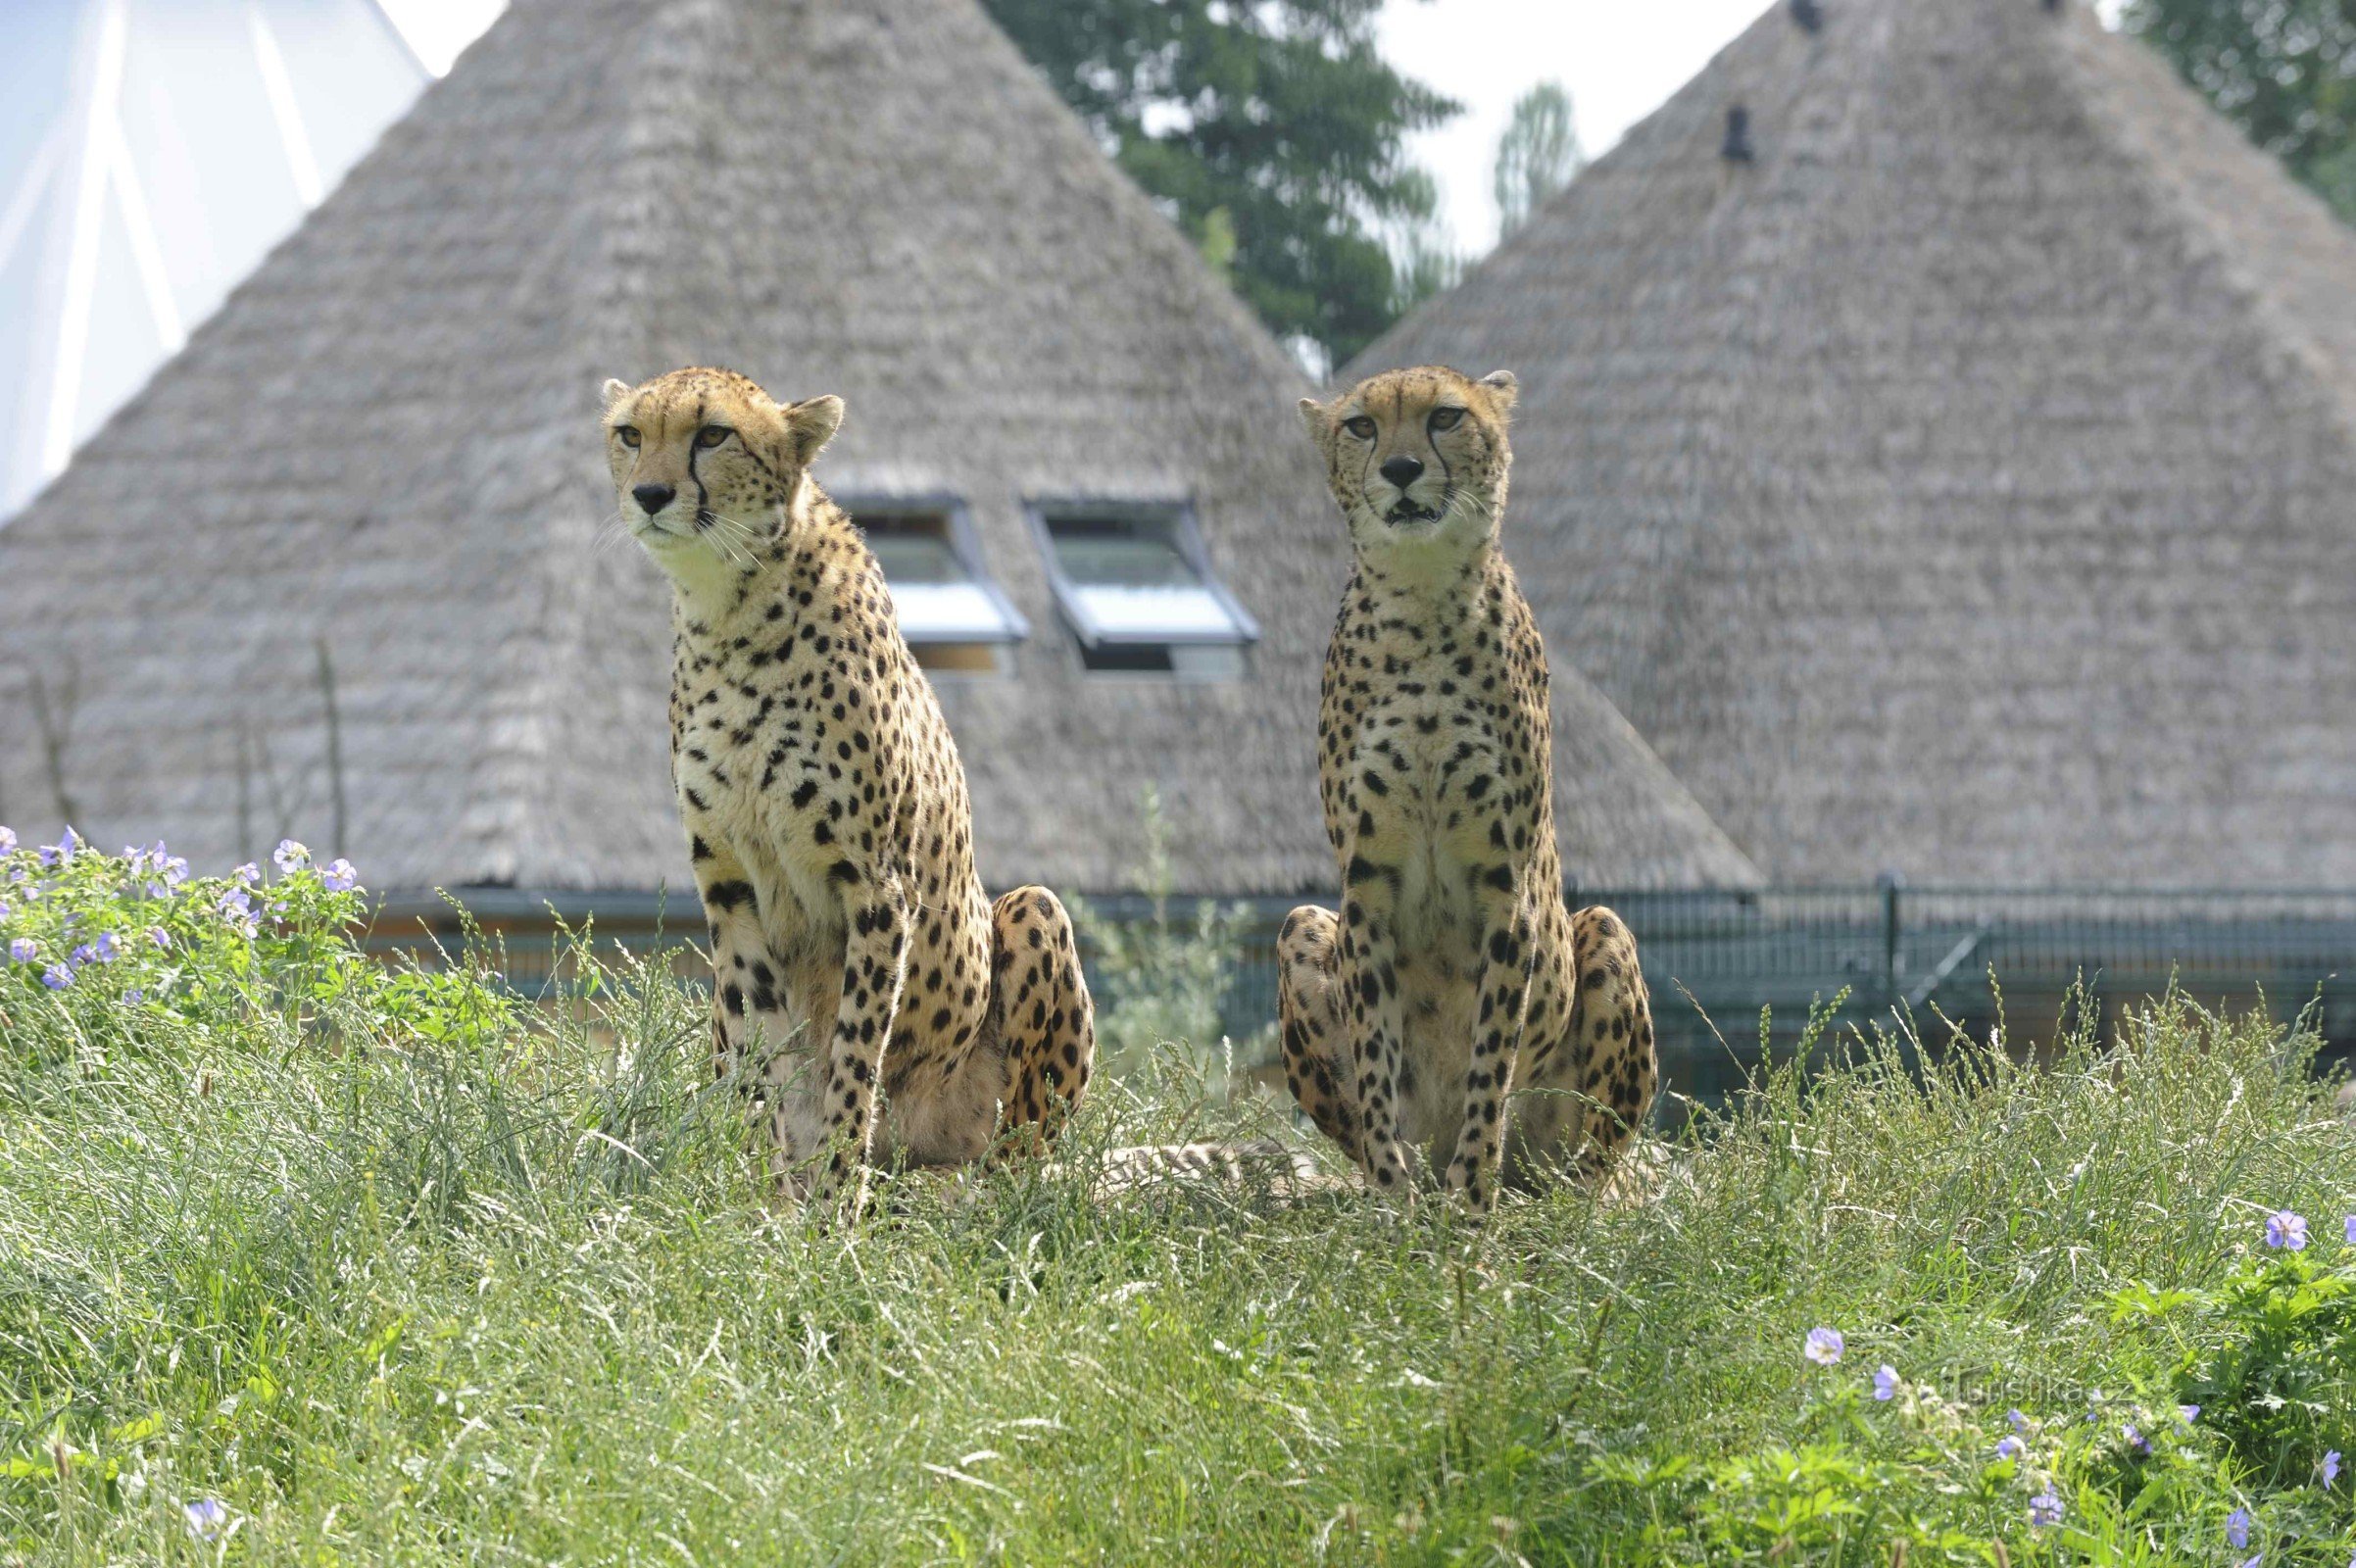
(698, 509, 767, 571)
(591, 505, 643, 563)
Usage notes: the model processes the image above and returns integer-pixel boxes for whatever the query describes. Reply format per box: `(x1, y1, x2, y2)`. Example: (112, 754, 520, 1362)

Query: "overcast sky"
(377, 0, 2119, 258)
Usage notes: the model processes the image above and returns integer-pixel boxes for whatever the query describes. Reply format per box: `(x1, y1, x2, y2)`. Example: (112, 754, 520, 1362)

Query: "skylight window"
(847, 498, 1025, 675)
(1028, 502, 1257, 678)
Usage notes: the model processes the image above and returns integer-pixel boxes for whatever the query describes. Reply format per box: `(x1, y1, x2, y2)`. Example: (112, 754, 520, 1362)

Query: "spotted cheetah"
(1282, 366, 1655, 1211)
(604, 368, 1094, 1222)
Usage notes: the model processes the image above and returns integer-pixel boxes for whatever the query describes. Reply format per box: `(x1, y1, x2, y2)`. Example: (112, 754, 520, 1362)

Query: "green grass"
(4, 841, 2356, 1563)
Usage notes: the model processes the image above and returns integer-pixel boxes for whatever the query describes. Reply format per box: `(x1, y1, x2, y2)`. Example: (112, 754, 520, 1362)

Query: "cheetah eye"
(696, 425, 731, 450)
(1428, 407, 1466, 432)
(1343, 416, 1377, 440)
(614, 425, 641, 449)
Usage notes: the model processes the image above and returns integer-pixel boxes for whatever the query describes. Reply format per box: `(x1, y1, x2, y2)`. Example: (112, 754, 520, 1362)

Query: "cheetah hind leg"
(1509, 905, 1656, 1188)
(989, 887, 1096, 1157)
(1275, 905, 1364, 1167)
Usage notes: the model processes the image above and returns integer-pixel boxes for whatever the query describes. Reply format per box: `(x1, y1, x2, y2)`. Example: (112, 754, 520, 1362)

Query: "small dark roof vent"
(1792, 0, 1824, 32)
(1722, 106, 1755, 163)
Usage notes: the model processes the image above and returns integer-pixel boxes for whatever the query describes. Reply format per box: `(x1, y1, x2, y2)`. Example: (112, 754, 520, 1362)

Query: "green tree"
(980, 0, 1459, 367)
(1494, 80, 1584, 239)
(2124, 0, 2356, 222)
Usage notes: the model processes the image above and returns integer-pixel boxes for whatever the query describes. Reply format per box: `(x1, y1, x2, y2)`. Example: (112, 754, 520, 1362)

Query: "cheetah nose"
(1379, 456, 1425, 489)
(632, 482, 677, 515)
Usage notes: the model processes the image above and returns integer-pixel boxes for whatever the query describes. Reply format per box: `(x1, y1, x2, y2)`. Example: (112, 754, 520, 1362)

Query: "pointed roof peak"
(1355, 0, 2356, 886)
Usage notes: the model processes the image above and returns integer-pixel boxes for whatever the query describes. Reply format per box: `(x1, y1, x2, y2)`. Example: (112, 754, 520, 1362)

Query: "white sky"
(1380, 0, 1767, 253)
(378, 0, 2124, 258)
(378, 0, 503, 74)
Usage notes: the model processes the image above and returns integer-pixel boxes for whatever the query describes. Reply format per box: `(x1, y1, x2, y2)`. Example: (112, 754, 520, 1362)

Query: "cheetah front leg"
(692, 847, 806, 1102)
(1276, 904, 1363, 1164)
(807, 876, 912, 1224)
(1339, 858, 1417, 1199)
(1443, 891, 1542, 1214)
(989, 886, 1095, 1155)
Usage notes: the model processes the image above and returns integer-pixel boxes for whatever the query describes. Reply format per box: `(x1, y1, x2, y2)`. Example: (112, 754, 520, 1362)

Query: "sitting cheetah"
(604, 368, 1094, 1221)
(1282, 366, 1655, 1211)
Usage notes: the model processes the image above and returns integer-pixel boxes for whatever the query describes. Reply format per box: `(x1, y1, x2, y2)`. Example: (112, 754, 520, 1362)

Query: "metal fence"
(371, 885, 2356, 1103)
(1077, 886, 2356, 1100)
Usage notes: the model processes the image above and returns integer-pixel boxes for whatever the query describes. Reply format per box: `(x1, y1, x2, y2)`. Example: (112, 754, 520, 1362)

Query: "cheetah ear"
(601, 377, 632, 410)
(1477, 370, 1519, 416)
(1297, 397, 1330, 439)
(783, 394, 845, 466)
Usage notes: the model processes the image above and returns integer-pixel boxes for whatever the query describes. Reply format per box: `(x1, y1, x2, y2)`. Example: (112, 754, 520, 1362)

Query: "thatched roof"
(1352, 0, 2356, 888)
(0, 0, 1760, 898)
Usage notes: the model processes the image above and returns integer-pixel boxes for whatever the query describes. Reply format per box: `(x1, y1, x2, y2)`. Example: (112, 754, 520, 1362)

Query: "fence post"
(1878, 870, 1904, 1009)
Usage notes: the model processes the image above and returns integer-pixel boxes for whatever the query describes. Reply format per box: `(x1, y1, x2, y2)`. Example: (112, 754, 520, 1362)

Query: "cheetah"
(604, 368, 1095, 1222)
(1281, 366, 1655, 1212)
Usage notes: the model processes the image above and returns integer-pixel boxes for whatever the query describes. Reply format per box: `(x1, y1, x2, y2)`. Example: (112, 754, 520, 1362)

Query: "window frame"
(1021, 497, 1261, 654)
(838, 491, 1030, 650)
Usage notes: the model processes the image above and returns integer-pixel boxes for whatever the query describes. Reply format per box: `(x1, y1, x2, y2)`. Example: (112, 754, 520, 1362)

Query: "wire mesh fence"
(368, 884, 2356, 1105)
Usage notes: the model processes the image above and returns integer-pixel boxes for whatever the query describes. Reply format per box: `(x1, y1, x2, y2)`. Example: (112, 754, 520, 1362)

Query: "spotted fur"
(1283, 366, 1655, 1211)
(605, 368, 1095, 1222)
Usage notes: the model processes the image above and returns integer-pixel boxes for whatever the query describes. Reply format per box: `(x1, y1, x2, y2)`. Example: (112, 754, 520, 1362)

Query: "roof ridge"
(2057, 7, 2356, 444)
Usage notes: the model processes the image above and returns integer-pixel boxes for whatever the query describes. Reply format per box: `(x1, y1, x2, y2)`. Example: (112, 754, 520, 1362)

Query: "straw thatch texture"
(0, 0, 1761, 897)
(1351, 0, 2356, 887)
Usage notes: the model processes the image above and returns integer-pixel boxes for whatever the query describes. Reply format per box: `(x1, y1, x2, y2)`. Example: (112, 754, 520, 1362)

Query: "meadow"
(4, 833, 2355, 1564)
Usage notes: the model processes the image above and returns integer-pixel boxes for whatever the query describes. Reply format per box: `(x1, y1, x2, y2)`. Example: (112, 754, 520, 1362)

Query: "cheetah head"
(601, 367, 843, 580)
(1298, 365, 1517, 557)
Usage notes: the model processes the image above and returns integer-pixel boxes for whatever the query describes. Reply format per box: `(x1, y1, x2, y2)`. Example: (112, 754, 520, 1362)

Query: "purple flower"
(39, 825, 81, 867)
(148, 926, 171, 952)
(2229, 1507, 2251, 1549)
(1873, 1365, 1898, 1400)
(2008, 1408, 2030, 1434)
(272, 839, 310, 873)
(123, 989, 143, 1004)
(2123, 1422, 2148, 1454)
(321, 858, 358, 893)
(217, 888, 258, 938)
(1995, 1435, 2025, 1461)
(2179, 1404, 2201, 1425)
(2325, 1449, 2342, 1487)
(2345, 1215, 2356, 1247)
(40, 964, 73, 990)
(0, 827, 16, 853)
(2237, 1557, 2261, 1568)
(1803, 1327, 1844, 1366)
(0, 902, 10, 921)
(183, 1497, 227, 1540)
(2030, 1490, 2064, 1530)
(70, 943, 95, 967)
(2267, 1211, 2309, 1250)
(8, 938, 33, 963)
(232, 862, 259, 887)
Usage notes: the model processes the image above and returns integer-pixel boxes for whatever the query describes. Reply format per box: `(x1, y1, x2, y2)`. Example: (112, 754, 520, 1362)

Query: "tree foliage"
(980, 0, 1459, 368)
(1494, 80, 1584, 240)
(2124, 0, 2356, 222)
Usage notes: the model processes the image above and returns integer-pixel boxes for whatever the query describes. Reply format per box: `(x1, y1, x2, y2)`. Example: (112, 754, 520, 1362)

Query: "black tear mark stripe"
(687, 397, 712, 522)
